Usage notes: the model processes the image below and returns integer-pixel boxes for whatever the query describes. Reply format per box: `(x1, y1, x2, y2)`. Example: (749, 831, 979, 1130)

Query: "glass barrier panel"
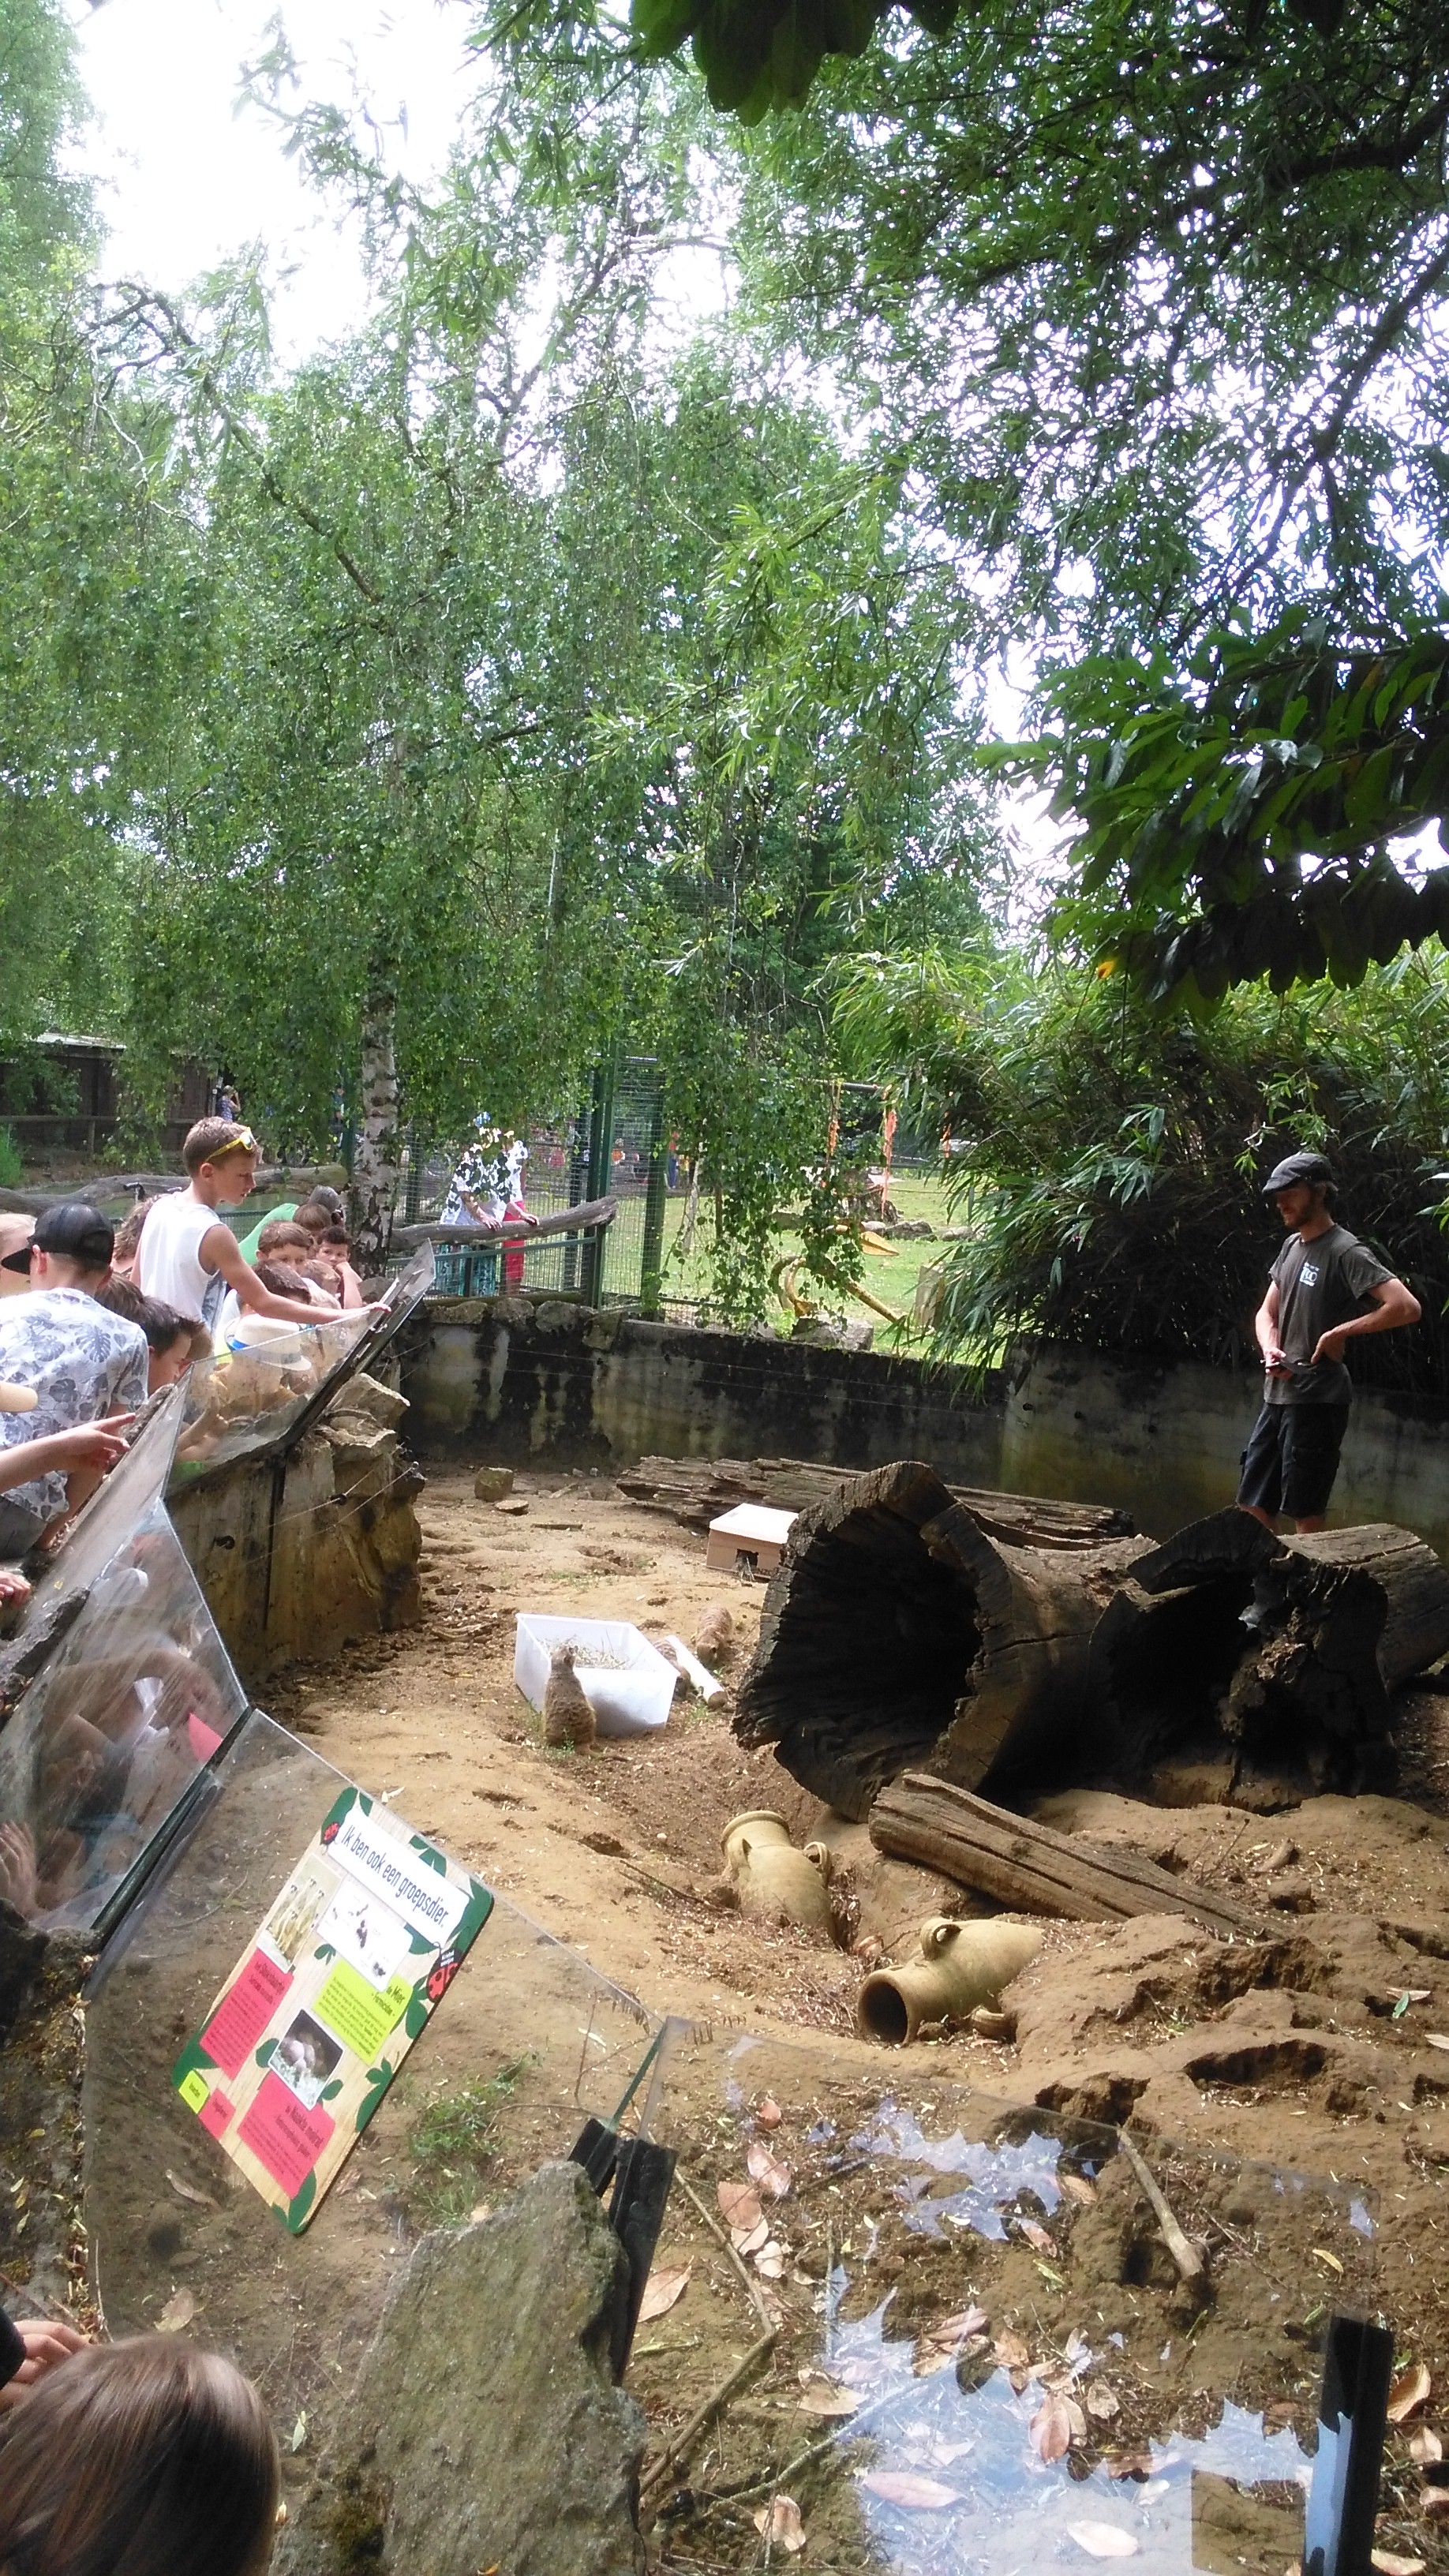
(84, 1709, 667, 2461)
(0, 1498, 249, 1934)
(0, 1383, 187, 1701)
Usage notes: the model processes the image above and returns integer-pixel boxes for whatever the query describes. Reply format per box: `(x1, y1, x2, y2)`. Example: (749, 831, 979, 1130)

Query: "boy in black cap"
(1237, 1151, 1420, 1533)
(0, 1204, 147, 1558)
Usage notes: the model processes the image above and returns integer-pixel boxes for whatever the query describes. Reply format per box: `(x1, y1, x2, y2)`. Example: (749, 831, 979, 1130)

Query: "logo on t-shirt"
(1300, 1262, 1320, 1286)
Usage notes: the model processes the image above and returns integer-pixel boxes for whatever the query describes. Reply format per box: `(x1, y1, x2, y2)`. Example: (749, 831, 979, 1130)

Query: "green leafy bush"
(833, 945, 1449, 1395)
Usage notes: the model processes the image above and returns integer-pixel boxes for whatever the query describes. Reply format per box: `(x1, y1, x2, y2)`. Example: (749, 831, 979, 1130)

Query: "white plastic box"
(513, 1615, 677, 1737)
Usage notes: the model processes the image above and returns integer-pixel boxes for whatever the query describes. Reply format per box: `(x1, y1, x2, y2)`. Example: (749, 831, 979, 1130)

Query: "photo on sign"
(262, 1861, 337, 1968)
(172, 1782, 493, 2230)
(317, 1881, 413, 1990)
(271, 2010, 344, 2111)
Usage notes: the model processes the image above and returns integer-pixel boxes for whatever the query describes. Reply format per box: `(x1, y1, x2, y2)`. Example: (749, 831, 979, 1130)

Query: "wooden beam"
(869, 1770, 1257, 1939)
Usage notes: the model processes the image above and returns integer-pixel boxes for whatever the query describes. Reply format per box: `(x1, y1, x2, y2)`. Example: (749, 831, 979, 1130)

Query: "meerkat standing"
(542, 1641, 597, 1750)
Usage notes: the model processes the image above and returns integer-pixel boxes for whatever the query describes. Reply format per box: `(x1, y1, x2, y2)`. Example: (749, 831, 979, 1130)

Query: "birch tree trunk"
(352, 986, 402, 1267)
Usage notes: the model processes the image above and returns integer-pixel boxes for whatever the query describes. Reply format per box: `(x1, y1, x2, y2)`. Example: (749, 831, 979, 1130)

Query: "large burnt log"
(1092, 1510, 1449, 1800)
(732, 1460, 1149, 1819)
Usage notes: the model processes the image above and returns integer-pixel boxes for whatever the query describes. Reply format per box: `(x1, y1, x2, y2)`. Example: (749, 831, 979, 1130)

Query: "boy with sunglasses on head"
(138, 1119, 341, 1335)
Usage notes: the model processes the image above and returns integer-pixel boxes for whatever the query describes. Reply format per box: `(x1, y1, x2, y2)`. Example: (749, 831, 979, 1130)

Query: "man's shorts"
(1237, 1403, 1349, 1519)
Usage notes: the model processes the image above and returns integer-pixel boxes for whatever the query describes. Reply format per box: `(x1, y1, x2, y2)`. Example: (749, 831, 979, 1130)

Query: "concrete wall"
(399, 1294, 1449, 1559)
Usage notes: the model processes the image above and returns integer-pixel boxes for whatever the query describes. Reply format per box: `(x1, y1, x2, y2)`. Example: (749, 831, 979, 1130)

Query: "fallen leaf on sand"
(1060, 2174, 1098, 2206)
(1068, 2523, 1140, 2556)
(733, 2217, 770, 2256)
(747, 2140, 792, 2199)
(469, 2202, 492, 2224)
(1410, 2428, 1443, 2466)
(158, 2289, 196, 2332)
(1031, 2393, 1079, 2462)
(915, 2306, 990, 2372)
(1390, 2365, 1433, 2424)
(861, 2471, 962, 2510)
(1373, 2553, 1426, 2575)
(718, 2181, 762, 2232)
(995, 2330, 1031, 2370)
(752, 2496, 806, 2553)
(1106, 2454, 1155, 2481)
(165, 2170, 216, 2210)
(1020, 2219, 1055, 2254)
(754, 2241, 786, 2279)
(1311, 2248, 1345, 2276)
(1421, 2492, 1449, 2522)
(757, 2095, 784, 2129)
(1087, 2385, 1121, 2421)
(637, 2264, 691, 2323)
(797, 2376, 859, 2419)
(1424, 2035, 1449, 2053)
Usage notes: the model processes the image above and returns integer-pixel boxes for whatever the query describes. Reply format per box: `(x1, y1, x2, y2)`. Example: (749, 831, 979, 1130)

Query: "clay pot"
(856, 1915, 1043, 2045)
(721, 1809, 833, 1934)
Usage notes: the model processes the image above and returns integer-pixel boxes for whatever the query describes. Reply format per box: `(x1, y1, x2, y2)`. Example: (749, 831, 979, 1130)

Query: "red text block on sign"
(238, 2072, 335, 2202)
(203, 1951, 293, 2080)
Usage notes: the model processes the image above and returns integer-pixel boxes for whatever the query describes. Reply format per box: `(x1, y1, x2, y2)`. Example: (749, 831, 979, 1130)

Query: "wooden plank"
(869, 1770, 1258, 1939)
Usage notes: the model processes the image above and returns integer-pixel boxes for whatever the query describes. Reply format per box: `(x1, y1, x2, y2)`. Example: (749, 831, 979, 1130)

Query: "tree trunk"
(352, 987, 401, 1267)
(1092, 1508, 1449, 1802)
(868, 1771, 1256, 1938)
(732, 1459, 1150, 1820)
(618, 1452, 1138, 1542)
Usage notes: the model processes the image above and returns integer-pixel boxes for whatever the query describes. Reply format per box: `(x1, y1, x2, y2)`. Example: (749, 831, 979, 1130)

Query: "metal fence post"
(640, 1086, 668, 1315)
(582, 1061, 615, 1306)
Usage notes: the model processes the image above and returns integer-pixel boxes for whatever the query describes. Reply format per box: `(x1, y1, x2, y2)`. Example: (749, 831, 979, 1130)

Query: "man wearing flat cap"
(1238, 1151, 1421, 1533)
(0, 1203, 146, 1561)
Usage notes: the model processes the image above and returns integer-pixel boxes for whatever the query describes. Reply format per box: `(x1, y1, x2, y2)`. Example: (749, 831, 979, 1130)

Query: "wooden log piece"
(732, 1459, 1151, 1819)
(619, 1451, 1140, 1546)
(1093, 1510, 1449, 1799)
(869, 1771, 1258, 1939)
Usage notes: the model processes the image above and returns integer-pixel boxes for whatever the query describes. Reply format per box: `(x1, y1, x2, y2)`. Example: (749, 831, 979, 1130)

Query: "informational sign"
(171, 1784, 492, 2230)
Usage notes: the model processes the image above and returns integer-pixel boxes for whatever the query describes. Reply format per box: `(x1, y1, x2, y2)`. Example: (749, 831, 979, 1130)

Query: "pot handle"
(920, 1917, 963, 1957)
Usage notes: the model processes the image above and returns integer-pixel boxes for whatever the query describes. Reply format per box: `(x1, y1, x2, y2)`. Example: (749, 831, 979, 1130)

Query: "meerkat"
(541, 1641, 597, 1750)
(695, 1603, 736, 1667)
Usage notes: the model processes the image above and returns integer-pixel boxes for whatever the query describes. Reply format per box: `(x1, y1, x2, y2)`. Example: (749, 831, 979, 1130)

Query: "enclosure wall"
(399, 1301, 1449, 1556)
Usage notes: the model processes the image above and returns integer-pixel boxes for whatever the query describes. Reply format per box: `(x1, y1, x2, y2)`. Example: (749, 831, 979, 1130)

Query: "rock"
(474, 1464, 516, 1503)
(0, 1896, 47, 2047)
(331, 1370, 410, 1431)
(281, 2162, 644, 2576)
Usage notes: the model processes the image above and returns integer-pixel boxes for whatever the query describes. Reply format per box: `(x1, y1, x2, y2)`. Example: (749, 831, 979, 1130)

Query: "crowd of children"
(0, 1119, 365, 2567)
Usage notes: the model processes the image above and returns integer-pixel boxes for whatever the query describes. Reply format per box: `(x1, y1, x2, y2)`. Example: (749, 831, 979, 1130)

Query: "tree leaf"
(746, 2139, 792, 2198)
(637, 2263, 691, 2323)
(1389, 2365, 1432, 2424)
(717, 2181, 762, 2231)
(752, 2495, 807, 2552)
(860, 2470, 963, 2509)
(158, 2288, 197, 2332)
(1410, 2428, 1442, 2466)
(1069, 2523, 1140, 2555)
(1030, 2392, 1076, 2461)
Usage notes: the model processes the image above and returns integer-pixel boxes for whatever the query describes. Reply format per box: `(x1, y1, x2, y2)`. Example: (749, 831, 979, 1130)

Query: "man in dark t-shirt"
(1237, 1151, 1421, 1532)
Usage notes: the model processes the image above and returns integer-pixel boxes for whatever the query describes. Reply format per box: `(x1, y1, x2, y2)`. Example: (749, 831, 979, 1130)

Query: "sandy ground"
(268, 1464, 1449, 2567)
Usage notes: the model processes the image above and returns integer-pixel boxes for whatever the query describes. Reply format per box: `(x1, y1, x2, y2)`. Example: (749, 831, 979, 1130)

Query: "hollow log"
(869, 1771, 1258, 1938)
(1092, 1509, 1449, 1800)
(732, 1460, 1150, 1819)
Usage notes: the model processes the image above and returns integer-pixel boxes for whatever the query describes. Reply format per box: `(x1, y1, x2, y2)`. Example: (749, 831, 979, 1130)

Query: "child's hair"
(111, 1200, 155, 1264)
(182, 1118, 256, 1175)
(298, 1259, 342, 1294)
(291, 1200, 332, 1236)
(254, 1221, 313, 1259)
(252, 1263, 311, 1299)
(318, 1226, 351, 1252)
(0, 2334, 279, 2576)
(95, 1279, 204, 1360)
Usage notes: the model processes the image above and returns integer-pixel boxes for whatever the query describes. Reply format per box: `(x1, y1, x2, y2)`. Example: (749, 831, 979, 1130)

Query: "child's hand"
(0, 2315, 89, 2409)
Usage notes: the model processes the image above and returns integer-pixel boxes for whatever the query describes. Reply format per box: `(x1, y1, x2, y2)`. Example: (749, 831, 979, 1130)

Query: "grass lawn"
(653, 1165, 963, 1346)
